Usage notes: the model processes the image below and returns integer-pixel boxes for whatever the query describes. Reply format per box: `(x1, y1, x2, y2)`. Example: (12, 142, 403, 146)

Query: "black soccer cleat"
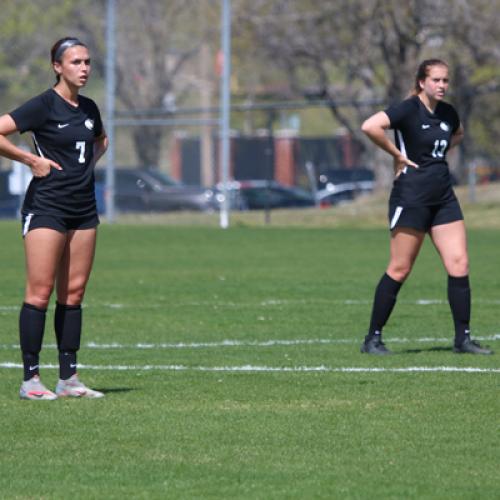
(360, 336, 392, 355)
(453, 337, 493, 355)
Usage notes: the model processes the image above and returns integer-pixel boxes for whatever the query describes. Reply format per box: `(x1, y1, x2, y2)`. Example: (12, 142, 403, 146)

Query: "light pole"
(219, 0, 232, 229)
(105, 0, 116, 222)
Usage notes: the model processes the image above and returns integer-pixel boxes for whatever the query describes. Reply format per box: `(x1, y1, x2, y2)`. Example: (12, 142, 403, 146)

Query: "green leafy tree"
(73, 0, 214, 169)
(0, 0, 75, 111)
(236, 0, 500, 179)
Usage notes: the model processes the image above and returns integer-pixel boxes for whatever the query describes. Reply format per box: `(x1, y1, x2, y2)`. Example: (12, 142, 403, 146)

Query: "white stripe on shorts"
(390, 206, 403, 229)
(23, 213, 34, 237)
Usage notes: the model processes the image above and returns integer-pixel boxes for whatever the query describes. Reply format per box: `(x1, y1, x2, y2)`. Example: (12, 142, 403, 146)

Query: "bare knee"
(445, 253, 469, 277)
(57, 279, 87, 305)
(25, 283, 54, 309)
(387, 261, 413, 282)
(67, 291, 85, 305)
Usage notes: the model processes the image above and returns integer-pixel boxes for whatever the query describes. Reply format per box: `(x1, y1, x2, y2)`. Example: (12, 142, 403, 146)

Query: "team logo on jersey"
(85, 119, 94, 130)
(439, 121, 450, 132)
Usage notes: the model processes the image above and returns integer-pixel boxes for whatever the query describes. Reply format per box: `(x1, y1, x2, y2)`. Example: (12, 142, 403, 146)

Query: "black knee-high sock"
(367, 273, 403, 339)
(55, 302, 82, 380)
(19, 302, 47, 381)
(448, 275, 471, 346)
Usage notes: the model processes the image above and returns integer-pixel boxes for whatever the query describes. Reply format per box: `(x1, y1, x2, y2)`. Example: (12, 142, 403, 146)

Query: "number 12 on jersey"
(75, 141, 86, 164)
(431, 139, 447, 158)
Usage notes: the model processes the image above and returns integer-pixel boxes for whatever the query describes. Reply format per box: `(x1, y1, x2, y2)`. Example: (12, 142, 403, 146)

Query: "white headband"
(53, 39, 85, 62)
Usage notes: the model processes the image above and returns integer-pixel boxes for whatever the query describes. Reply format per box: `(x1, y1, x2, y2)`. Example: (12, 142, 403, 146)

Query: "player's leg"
(362, 227, 425, 354)
(20, 226, 66, 399)
(430, 220, 492, 354)
(55, 227, 97, 304)
(55, 227, 103, 397)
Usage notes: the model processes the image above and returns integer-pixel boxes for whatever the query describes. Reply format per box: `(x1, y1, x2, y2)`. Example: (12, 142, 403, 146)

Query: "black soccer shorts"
(388, 198, 463, 232)
(21, 213, 99, 237)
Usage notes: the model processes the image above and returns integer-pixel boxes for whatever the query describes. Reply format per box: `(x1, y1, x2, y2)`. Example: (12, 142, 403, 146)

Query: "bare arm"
(361, 111, 418, 177)
(0, 114, 62, 176)
(450, 123, 464, 149)
(93, 129, 108, 165)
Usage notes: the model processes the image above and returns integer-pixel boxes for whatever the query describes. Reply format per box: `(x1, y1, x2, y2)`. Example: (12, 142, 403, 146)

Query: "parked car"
(315, 168, 375, 207)
(315, 185, 357, 207)
(94, 168, 219, 213)
(216, 180, 315, 210)
(318, 168, 375, 192)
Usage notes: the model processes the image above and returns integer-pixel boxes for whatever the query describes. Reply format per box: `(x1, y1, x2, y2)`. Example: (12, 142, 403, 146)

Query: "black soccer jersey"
(385, 95, 460, 206)
(10, 89, 103, 217)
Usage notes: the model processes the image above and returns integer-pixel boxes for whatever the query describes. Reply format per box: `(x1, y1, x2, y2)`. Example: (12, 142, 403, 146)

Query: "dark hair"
(51, 37, 88, 82)
(412, 59, 449, 95)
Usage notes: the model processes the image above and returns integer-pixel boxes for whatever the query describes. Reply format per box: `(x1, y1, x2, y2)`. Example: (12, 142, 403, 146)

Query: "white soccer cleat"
(55, 374, 104, 399)
(20, 375, 58, 400)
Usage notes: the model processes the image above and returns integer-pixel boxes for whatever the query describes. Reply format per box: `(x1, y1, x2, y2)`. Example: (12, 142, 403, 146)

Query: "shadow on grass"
(397, 346, 453, 354)
(94, 387, 135, 394)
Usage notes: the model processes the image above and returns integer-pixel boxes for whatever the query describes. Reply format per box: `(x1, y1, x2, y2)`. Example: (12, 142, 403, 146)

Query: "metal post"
(264, 110, 275, 225)
(468, 160, 476, 203)
(219, 0, 231, 229)
(305, 161, 319, 207)
(105, 0, 116, 222)
(199, 3, 214, 188)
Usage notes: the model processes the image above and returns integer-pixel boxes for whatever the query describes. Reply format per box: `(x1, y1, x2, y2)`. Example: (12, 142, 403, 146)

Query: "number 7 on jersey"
(75, 141, 86, 164)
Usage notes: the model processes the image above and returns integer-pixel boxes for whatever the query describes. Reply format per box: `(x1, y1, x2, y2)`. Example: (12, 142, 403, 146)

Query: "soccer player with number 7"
(359, 59, 492, 356)
(0, 37, 108, 398)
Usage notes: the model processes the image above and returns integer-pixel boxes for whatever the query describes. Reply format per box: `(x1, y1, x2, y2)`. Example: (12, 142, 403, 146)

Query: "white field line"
(1, 298, 500, 312)
(99, 299, 500, 307)
(0, 335, 499, 351)
(0, 362, 498, 373)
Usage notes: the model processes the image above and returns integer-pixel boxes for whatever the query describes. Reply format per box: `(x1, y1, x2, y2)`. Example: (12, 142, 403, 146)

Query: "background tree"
(0, 0, 218, 170)
(235, 0, 500, 180)
(0, 1, 74, 118)
(443, 0, 500, 176)
(73, 0, 213, 169)
(1, 0, 499, 179)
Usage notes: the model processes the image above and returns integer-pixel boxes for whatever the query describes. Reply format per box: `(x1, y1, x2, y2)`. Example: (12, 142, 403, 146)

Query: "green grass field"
(0, 217, 498, 499)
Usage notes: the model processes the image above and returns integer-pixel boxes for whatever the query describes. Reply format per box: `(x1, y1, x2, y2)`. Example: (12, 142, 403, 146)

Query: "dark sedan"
(314, 168, 375, 207)
(217, 180, 315, 210)
(95, 168, 218, 213)
(317, 168, 375, 194)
